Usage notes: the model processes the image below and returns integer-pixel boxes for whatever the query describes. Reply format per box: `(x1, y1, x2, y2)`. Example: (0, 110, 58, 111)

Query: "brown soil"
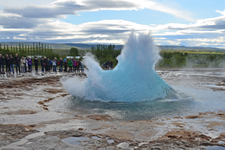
(87, 114, 113, 121)
(3, 110, 37, 115)
(0, 76, 62, 89)
(0, 124, 37, 147)
(185, 115, 204, 119)
(43, 88, 66, 94)
(155, 130, 225, 148)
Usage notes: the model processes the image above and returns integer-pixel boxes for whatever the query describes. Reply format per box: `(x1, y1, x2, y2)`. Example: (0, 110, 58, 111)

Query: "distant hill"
(64, 43, 123, 50)
(158, 45, 225, 52)
(1, 42, 225, 52)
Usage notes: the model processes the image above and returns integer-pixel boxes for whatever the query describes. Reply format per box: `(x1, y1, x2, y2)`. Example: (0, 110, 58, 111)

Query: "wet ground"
(0, 68, 225, 150)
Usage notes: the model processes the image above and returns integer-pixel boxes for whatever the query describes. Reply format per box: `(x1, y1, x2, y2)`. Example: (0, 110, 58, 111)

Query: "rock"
(44, 88, 65, 94)
(117, 142, 130, 149)
(43, 107, 49, 110)
(151, 148, 161, 150)
(138, 142, 148, 146)
(87, 114, 113, 121)
(218, 141, 225, 145)
(38, 101, 44, 105)
(185, 115, 203, 119)
(106, 146, 116, 150)
(61, 93, 69, 97)
(44, 97, 55, 103)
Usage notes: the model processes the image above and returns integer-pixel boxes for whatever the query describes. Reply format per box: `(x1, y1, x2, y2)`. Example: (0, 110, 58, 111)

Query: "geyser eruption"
(63, 32, 179, 102)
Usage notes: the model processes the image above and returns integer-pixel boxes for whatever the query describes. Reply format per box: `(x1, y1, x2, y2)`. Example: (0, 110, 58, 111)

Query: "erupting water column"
(63, 32, 178, 102)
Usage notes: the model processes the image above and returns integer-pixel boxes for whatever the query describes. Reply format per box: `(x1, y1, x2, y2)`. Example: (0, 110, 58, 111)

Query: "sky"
(0, 0, 225, 48)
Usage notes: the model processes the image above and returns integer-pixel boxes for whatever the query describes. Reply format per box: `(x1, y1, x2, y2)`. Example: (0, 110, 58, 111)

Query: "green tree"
(16, 46, 18, 53)
(22, 43, 24, 51)
(70, 47, 79, 56)
(19, 43, 21, 51)
(36, 43, 38, 55)
(42, 43, 44, 54)
(27, 45, 30, 55)
(45, 44, 47, 53)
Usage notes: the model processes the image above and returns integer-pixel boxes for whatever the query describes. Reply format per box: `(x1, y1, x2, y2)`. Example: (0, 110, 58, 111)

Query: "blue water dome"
(63, 32, 179, 102)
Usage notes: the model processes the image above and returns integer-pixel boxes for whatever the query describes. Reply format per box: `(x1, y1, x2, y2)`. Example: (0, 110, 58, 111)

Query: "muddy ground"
(0, 70, 225, 150)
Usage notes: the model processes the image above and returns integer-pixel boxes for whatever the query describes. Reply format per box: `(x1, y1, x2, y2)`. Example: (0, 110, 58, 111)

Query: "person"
(68, 59, 73, 73)
(59, 58, 63, 72)
(72, 59, 76, 72)
(9, 54, 14, 74)
(102, 62, 107, 68)
(24, 57, 28, 72)
(20, 57, 25, 73)
(52, 57, 57, 72)
(102, 60, 109, 69)
(40, 58, 45, 73)
(63, 58, 66, 62)
(75, 59, 80, 73)
(44, 57, 48, 72)
(5, 54, 10, 74)
(27, 57, 32, 72)
(48, 59, 52, 71)
(64, 60, 68, 72)
(109, 60, 113, 69)
(47, 58, 50, 72)
(34, 57, 38, 73)
(106, 60, 109, 68)
(14, 53, 20, 74)
(0, 54, 4, 74)
(80, 61, 84, 72)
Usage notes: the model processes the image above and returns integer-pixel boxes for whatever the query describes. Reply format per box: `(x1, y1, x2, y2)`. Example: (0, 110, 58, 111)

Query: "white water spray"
(63, 32, 178, 102)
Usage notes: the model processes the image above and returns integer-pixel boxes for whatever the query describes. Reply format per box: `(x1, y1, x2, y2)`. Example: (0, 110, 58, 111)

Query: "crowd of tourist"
(102, 60, 113, 69)
(0, 53, 84, 75)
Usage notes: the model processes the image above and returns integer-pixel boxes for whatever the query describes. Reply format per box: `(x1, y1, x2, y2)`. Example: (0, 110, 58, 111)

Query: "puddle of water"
(107, 139, 114, 144)
(61, 137, 89, 145)
(92, 136, 101, 140)
(205, 146, 225, 150)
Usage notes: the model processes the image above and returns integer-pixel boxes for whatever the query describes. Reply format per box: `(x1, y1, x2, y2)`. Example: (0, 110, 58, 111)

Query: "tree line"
(157, 51, 225, 68)
(91, 44, 121, 66)
(2, 42, 224, 68)
(90, 47, 225, 68)
(0, 42, 60, 59)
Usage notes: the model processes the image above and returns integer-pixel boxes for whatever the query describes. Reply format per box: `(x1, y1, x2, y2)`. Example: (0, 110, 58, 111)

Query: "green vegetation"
(91, 44, 121, 66)
(0, 42, 61, 59)
(70, 47, 79, 56)
(1, 42, 225, 68)
(0, 42, 72, 50)
(157, 51, 225, 68)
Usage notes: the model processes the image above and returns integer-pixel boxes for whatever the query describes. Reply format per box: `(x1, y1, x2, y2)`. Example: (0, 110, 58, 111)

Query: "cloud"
(0, 11, 48, 29)
(0, 0, 55, 7)
(0, 1, 225, 48)
(2, 0, 194, 21)
(18, 19, 150, 44)
(1, 14, 225, 47)
(154, 10, 225, 31)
